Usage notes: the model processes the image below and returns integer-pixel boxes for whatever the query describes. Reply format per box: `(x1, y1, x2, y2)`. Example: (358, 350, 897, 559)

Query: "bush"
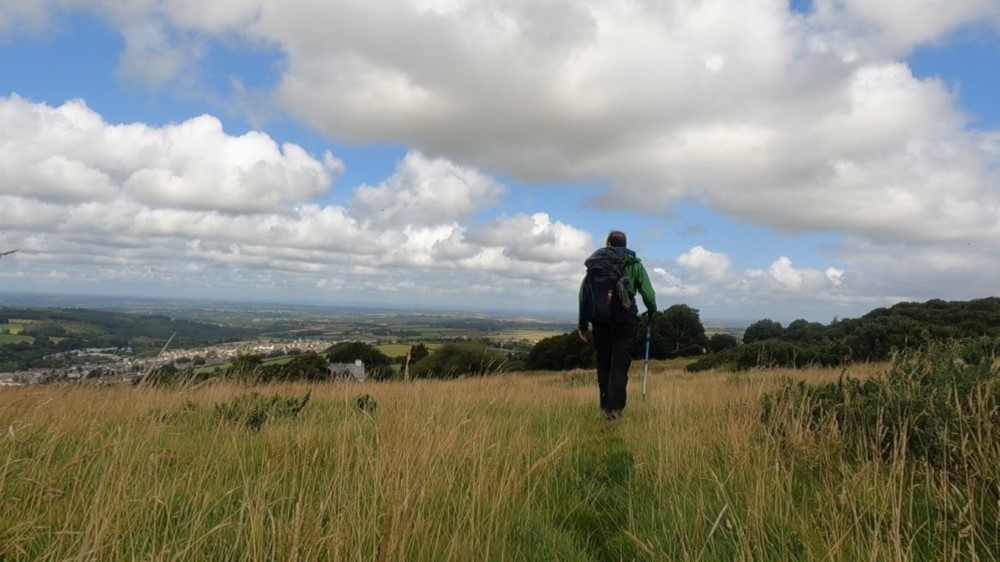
(258, 352, 330, 383)
(411, 342, 507, 379)
(213, 391, 311, 431)
(707, 333, 738, 353)
(761, 340, 1000, 481)
(526, 332, 594, 371)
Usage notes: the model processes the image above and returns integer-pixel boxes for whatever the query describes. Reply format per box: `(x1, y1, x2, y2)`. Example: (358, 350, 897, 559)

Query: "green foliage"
(325, 341, 393, 381)
(761, 340, 1000, 479)
(226, 354, 264, 382)
(742, 319, 784, 344)
(258, 352, 331, 383)
(531, 304, 709, 371)
(630, 305, 708, 360)
(411, 342, 507, 378)
(213, 391, 311, 431)
(409, 343, 430, 363)
(686, 341, 819, 372)
(707, 333, 738, 353)
(653, 304, 708, 358)
(525, 332, 594, 371)
(690, 297, 1000, 372)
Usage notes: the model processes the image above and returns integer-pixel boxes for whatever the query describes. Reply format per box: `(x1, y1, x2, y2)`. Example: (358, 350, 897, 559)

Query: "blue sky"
(1, 1, 999, 324)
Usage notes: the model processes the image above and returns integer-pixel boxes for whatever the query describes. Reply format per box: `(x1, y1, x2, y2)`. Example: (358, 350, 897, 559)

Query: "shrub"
(525, 332, 594, 371)
(213, 391, 311, 431)
(761, 340, 1000, 481)
(411, 342, 507, 379)
(707, 333, 738, 353)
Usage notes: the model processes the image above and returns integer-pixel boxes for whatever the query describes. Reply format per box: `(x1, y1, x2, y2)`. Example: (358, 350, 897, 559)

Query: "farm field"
(0, 334, 32, 344)
(0, 360, 994, 560)
(377, 343, 443, 358)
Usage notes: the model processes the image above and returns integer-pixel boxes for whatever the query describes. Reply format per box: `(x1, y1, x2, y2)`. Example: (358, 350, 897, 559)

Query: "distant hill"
(0, 307, 257, 371)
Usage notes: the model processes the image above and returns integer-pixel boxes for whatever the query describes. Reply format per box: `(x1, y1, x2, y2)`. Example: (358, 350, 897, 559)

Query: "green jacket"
(578, 248, 657, 329)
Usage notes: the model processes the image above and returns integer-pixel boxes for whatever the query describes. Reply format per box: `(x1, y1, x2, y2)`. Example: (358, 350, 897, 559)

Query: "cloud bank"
(2, 0, 1000, 320)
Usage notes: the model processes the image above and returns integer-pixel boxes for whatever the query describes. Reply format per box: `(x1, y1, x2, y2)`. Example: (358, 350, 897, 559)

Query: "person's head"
(606, 230, 627, 248)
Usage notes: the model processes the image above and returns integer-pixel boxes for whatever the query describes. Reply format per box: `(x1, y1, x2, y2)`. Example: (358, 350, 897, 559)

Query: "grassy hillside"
(0, 360, 994, 560)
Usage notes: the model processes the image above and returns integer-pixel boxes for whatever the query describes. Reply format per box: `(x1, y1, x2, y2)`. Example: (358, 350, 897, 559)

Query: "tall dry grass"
(0, 360, 994, 560)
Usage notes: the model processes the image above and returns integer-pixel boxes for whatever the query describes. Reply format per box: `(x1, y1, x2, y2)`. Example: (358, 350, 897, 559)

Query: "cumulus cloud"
(676, 246, 733, 284)
(349, 151, 503, 228)
(67, 0, 994, 255)
(0, 95, 336, 213)
(810, 0, 1000, 57)
(0, 1, 53, 37)
(0, 95, 595, 311)
(4, 1, 1000, 318)
(468, 213, 591, 264)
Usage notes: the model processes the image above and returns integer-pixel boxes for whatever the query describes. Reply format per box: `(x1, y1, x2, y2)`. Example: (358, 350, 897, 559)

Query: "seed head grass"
(0, 359, 993, 560)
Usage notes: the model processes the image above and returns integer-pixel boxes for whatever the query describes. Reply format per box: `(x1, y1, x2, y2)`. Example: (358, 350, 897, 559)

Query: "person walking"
(578, 230, 657, 420)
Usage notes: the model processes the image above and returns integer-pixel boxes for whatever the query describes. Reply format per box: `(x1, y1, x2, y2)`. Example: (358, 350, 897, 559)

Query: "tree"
(325, 341, 393, 381)
(409, 343, 430, 363)
(261, 352, 331, 382)
(707, 333, 738, 353)
(526, 332, 594, 371)
(227, 354, 263, 381)
(411, 342, 507, 379)
(743, 319, 784, 344)
(648, 305, 708, 358)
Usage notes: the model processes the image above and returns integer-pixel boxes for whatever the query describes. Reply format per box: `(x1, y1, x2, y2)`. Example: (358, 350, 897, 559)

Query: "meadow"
(0, 360, 995, 561)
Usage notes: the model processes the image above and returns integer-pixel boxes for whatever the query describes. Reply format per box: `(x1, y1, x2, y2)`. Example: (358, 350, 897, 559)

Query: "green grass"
(0, 361, 994, 560)
(0, 334, 33, 344)
(487, 329, 563, 342)
(377, 343, 443, 358)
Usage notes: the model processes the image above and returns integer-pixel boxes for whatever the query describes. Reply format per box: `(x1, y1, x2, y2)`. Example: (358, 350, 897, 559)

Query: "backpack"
(582, 249, 633, 325)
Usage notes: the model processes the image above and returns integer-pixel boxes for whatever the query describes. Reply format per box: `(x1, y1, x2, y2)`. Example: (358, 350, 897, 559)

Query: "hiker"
(578, 230, 657, 420)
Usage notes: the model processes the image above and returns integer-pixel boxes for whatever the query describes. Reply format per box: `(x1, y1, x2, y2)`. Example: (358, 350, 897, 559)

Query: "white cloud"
(768, 257, 804, 290)
(4, 1, 1000, 319)
(676, 246, 733, 284)
(811, 0, 1000, 57)
(468, 213, 592, 264)
(0, 96, 336, 213)
(116, 18, 202, 89)
(0, 96, 594, 311)
(349, 151, 503, 228)
(11, 3, 1000, 249)
(825, 267, 844, 286)
(0, 1, 54, 37)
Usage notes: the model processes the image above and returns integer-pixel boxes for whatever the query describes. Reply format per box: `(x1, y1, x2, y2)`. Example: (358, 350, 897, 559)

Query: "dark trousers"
(592, 314, 637, 413)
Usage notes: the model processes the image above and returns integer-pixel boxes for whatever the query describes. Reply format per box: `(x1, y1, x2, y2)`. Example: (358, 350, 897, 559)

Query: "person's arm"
(633, 263, 657, 316)
(578, 277, 589, 340)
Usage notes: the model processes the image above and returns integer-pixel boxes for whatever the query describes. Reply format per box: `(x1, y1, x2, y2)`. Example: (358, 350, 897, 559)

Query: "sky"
(0, 0, 999, 324)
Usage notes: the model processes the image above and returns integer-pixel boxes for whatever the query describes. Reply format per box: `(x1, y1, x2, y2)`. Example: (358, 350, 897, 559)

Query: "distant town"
(0, 337, 335, 387)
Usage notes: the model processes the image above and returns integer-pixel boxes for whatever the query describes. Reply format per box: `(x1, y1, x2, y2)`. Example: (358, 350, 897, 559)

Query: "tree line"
(146, 340, 516, 385)
(523, 297, 1000, 373)
(688, 296, 1000, 372)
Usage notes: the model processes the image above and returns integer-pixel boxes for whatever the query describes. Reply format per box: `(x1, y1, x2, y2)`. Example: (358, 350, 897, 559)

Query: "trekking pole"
(642, 321, 651, 400)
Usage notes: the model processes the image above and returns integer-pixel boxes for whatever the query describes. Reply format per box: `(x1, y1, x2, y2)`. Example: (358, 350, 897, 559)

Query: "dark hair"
(606, 230, 627, 248)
